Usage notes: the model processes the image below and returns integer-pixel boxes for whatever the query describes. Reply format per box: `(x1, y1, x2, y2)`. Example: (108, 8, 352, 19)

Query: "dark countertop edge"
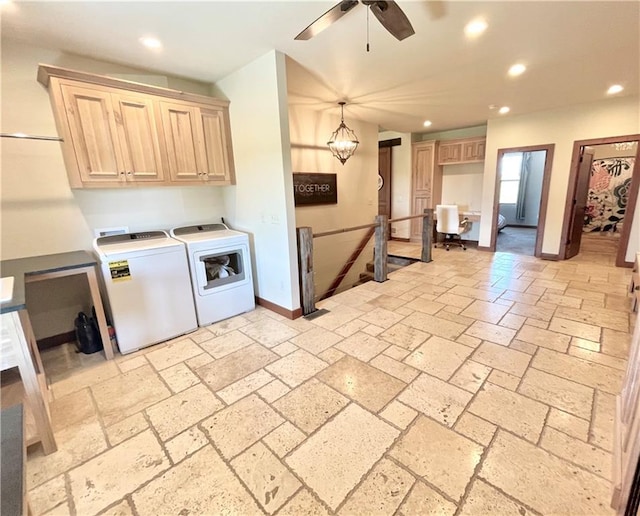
(1, 250, 98, 313)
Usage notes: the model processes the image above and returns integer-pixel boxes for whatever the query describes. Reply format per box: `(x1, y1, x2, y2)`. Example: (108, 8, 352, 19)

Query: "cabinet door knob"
(127, 171, 132, 175)
(119, 171, 125, 175)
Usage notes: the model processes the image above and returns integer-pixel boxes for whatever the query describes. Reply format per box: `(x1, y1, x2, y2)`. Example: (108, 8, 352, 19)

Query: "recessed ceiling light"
(139, 36, 162, 50)
(607, 84, 624, 95)
(508, 63, 526, 77)
(499, 106, 510, 115)
(464, 18, 488, 38)
(423, 120, 432, 127)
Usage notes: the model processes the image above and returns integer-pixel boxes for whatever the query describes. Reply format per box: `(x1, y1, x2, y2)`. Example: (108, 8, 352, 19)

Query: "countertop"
(1, 404, 24, 516)
(1, 250, 97, 313)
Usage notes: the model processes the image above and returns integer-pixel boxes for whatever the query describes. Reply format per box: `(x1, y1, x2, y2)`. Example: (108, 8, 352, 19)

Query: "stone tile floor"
(29, 245, 633, 515)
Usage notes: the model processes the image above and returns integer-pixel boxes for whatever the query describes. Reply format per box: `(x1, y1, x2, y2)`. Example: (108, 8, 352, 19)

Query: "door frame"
(560, 134, 640, 267)
(489, 144, 555, 257)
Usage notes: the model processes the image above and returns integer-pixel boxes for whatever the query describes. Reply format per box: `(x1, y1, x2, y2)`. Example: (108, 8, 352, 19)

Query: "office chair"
(435, 205, 470, 251)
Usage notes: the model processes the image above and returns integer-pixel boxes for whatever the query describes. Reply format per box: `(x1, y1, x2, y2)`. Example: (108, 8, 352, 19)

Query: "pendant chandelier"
(327, 101, 359, 165)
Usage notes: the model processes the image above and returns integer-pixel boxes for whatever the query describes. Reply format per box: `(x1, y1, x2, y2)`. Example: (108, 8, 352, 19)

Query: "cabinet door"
(60, 84, 125, 183)
(112, 93, 164, 182)
(438, 142, 462, 164)
(159, 101, 202, 181)
(197, 107, 231, 182)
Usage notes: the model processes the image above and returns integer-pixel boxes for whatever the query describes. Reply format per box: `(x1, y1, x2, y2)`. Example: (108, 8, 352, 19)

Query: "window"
(499, 152, 523, 203)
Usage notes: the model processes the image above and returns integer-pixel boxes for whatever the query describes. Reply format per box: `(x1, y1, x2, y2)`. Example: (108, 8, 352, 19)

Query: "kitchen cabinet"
(437, 136, 486, 165)
(411, 140, 443, 238)
(37, 64, 235, 188)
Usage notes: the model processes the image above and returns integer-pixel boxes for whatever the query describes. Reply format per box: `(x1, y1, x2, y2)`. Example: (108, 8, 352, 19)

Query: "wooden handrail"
(388, 213, 428, 223)
(320, 227, 375, 300)
(313, 222, 378, 238)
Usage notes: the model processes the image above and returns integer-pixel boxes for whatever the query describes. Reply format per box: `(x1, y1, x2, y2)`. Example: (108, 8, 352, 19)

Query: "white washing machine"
(170, 224, 255, 327)
(94, 231, 198, 354)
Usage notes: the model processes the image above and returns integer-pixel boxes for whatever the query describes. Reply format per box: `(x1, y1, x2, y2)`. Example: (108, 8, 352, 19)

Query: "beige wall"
(480, 96, 640, 257)
(292, 105, 378, 298)
(215, 51, 300, 312)
(1, 39, 227, 338)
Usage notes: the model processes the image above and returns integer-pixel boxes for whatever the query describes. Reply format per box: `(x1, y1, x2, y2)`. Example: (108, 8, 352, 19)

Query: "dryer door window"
(199, 249, 246, 290)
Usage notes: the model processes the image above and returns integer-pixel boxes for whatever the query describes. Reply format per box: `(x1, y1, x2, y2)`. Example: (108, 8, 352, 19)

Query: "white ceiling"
(2, 1, 639, 133)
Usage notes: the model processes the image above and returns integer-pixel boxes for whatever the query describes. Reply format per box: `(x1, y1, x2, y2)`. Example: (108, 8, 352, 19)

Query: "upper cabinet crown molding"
(37, 64, 235, 189)
(437, 136, 486, 165)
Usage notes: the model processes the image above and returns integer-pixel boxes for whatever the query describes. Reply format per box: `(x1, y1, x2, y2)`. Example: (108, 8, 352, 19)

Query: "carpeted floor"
(496, 226, 537, 255)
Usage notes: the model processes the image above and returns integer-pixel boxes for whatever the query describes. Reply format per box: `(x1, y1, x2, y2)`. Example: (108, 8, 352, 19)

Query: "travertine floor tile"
(461, 300, 510, 324)
(458, 478, 531, 516)
(499, 313, 526, 330)
(334, 318, 369, 338)
(601, 328, 631, 358)
(258, 379, 291, 403)
(359, 306, 407, 328)
(454, 412, 496, 446)
(390, 416, 482, 502)
(100, 499, 133, 515)
(379, 400, 418, 429)
(548, 316, 601, 342)
(146, 383, 224, 441)
(515, 324, 571, 352)
(205, 315, 251, 337)
(184, 352, 213, 370)
(51, 360, 119, 399)
(509, 302, 554, 320)
(480, 430, 613, 515)
(272, 341, 299, 357)
(556, 305, 628, 331)
(273, 379, 349, 433)
(318, 355, 406, 412)
(433, 292, 474, 309)
(405, 296, 446, 315)
(569, 346, 627, 370)
(398, 373, 472, 427)
(145, 338, 203, 371)
(547, 408, 590, 441)
(334, 332, 389, 362)
(266, 349, 328, 387)
(532, 348, 623, 394)
(278, 489, 330, 516)
(465, 320, 516, 346)
(448, 285, 503, 302)
(105, 412, 148, 447)
(27, 475, 66, 516)
(158, 362, 199, 393)
(117, 355, 148, 374)
(379, 323, 429, 350)
(231, 442, 301, 514)
(132, 446, 260, 514)
(472, 342, 531, 377)
(492, 277, 533, 293)
(509, 339, 538, 355)
(572, 337, 601, 352)
(370, 354, 419, 383)
(396, 481, 457, 516)
(362, 323, 385, 336)
(263, 422, 306, 458)
(487, 369, 520, 391)
(196, 343, 278, 391)
(518, 367, 593, 419)
(449, 360, 491, 393)
(240, 318, 299, 348)
(201, 394, 283, 459)
(286, 404, 399, 510)
(540, 427, 612, 480)
(68, 430, 169, 515)
(591, 390, 616, 451)
(317, 347, 346, 364)
(291, 327, 343, 354)
(402, 312, 467, 340)
(338, 458, 415, 516)
(383, 344, 411, 361)
(199, 329, 255, 358)
(217, 369, 275, 404)
(91, 364, 171, 427)
(311, 305, 365, 331)
(456, 334, 482, 348)
(404, 336, 472, 381)
(165, 426, 209, 463)
(49, 388, 97, 432)
(468, 383, 548, 442)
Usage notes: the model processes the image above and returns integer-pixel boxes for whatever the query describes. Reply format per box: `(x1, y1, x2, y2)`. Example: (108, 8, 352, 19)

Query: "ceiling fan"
(294, 0, 415, 42)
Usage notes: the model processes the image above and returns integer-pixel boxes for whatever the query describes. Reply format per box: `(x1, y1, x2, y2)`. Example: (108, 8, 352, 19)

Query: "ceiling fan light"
(328, 103, 359, 165)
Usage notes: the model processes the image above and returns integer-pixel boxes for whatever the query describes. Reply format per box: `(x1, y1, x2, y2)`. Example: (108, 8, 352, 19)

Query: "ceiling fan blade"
(368, 0, 415, 41)
(295, 0, 359, 41)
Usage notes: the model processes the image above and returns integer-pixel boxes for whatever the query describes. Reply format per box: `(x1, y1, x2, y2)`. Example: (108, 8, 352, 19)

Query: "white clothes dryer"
(170, 224, 255, 327)
(93, 231, 198, 354)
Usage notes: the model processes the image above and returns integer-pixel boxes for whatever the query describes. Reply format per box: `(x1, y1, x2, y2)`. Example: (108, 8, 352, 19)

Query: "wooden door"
(411, 141, 437, 238)
(565, 147, 595, 259)
(378, 147, 392, 218)
(158, 101, 202, 181)
(612, 307, 640, 514)
(113, 93, 164, 182)
(60, 84, 124, 183)
(198, 107, 231, 182)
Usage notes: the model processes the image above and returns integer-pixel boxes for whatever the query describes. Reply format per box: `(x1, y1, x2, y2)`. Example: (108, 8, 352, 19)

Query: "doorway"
(378, 146, 391, 220)
(561, 135, 640, 267)
(489, 144, 555, 256)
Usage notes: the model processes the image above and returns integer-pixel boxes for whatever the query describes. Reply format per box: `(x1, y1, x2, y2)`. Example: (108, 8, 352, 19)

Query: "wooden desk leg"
(11, 311, 57, 455)
(84, 266, 114, 360)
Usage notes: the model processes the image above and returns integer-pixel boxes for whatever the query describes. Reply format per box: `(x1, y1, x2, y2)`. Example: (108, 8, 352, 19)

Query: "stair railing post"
(374, 215, 388, 282)
(421, 208, 433, 263)
(296, 227, 316, 315)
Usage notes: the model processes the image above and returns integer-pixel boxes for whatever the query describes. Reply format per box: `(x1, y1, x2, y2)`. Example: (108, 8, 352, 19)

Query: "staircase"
(353, 255, 417, 286)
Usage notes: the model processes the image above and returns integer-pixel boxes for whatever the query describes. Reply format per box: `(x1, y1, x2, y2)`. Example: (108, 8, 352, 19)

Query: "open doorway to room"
(562, 135, 640, 267)
(489, 144, 555, 256)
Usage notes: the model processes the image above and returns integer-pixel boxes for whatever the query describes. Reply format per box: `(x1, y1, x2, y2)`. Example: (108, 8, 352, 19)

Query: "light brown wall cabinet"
(37, 65, 235, 188)
(437, 136, 486, 165)
(411, 140, 443, 238)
